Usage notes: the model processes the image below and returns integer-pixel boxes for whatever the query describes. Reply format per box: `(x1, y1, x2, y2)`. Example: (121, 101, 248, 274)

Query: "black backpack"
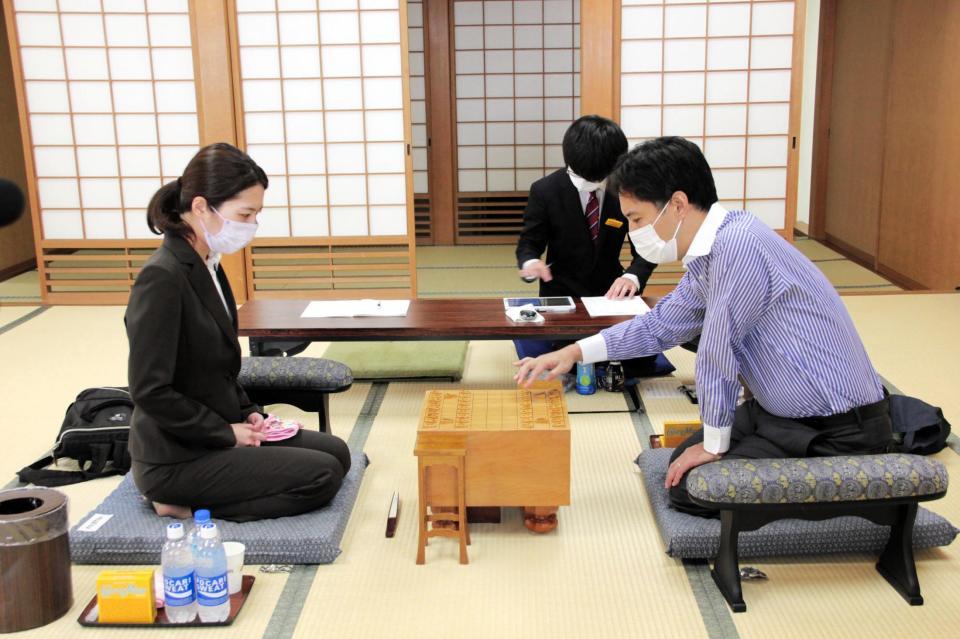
(18, 387, 134, 487)
(889, 394, 952, 455)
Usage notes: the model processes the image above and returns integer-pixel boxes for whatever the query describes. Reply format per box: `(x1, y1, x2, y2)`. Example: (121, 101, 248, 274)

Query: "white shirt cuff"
(702, 424, 731, 455)
(577, 333, 608, 364)
(621, 273, 639, 288)
(522, 258, 541, 270)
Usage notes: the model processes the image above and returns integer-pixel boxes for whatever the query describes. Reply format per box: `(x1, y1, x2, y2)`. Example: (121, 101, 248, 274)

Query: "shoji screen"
(232, 0, 415, 299)
(407, 0, 432, 243)
(6, 0, 199, 303)
(452, 0, 581, 243)
(619, 0, 797, 233)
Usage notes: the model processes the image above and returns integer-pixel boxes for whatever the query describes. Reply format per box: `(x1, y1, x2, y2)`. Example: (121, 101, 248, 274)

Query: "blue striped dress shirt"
(579, 208, 884, 454)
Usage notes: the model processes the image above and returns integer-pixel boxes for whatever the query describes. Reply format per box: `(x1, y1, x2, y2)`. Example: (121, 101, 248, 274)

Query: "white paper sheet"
(300, 299, 411, 318)
(581, 296, 651, 318)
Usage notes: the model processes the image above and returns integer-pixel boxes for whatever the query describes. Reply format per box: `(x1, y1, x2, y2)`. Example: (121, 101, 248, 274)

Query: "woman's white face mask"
(627, 200, 683, 264)
(199, 205, 258, 255)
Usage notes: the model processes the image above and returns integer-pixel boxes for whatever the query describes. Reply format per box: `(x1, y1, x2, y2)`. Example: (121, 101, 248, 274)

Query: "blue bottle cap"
(194, 509, 211, 523)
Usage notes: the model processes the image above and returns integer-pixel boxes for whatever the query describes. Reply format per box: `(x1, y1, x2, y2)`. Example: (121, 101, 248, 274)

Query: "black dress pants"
(133, 430, 351, 522)
(668, 397, 895, 518)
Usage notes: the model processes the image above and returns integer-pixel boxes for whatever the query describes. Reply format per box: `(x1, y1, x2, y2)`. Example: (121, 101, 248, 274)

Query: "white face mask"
(199, 205, 258, 255)
(628, 200, 683, 264)
(567, 167, 606, 193)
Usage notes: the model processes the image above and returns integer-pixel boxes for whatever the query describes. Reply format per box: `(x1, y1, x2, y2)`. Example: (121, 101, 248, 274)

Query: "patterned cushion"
(71, 452, 368, 565)
(239, 357, 353, 392)
(687, 454, 948, 506)
(636, 449, 959, 559)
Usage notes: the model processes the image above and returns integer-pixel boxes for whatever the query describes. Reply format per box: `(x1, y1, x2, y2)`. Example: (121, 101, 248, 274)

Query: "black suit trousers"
(133, 429, 352, 522)
(668, 397, 894, 517)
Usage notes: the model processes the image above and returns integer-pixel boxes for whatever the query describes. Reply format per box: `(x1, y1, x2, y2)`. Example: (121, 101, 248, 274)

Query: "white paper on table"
(581, 296, 651, 318)
(300, 299, 411, 318)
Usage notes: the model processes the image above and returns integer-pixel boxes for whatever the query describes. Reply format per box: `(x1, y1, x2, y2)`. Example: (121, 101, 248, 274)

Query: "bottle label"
(196, 573, 228, 607)
(163, 573, 195, 607)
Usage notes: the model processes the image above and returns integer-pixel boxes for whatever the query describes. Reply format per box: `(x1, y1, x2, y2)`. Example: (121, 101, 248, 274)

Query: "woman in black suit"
(126, 143, 350, 522)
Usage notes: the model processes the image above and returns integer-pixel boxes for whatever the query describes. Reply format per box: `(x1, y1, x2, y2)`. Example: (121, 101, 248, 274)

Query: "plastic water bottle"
(195, 523, 230, 623)
(576, 362, 596, 395)
(161, 522, 197, 623)
(188, 509, 218, 553)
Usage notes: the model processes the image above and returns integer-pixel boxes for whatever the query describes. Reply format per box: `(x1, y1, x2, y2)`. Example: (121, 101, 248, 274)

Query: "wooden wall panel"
(822, 0, 893, 261)
(0, 1, 35, 281)
(878, 1, 960, 290)
(580, 0, 615, 119)
(425, 0, 454, 244)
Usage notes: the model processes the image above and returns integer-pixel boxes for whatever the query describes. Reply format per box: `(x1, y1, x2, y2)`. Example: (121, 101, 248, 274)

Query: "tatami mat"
(291, 381, 708, 638)
(0, 303, 40, 326)
(0, 269, 41, 302)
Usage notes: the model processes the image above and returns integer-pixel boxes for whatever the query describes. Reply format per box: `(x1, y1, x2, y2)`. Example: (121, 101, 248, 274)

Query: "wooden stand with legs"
(415, 432, 471, 565)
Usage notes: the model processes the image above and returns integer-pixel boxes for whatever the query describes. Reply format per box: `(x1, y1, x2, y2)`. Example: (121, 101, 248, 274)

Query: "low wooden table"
(414, 382, 571, 562)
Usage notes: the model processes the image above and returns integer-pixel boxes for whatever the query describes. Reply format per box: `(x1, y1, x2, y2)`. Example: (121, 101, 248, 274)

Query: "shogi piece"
(415, 381, 571, 545)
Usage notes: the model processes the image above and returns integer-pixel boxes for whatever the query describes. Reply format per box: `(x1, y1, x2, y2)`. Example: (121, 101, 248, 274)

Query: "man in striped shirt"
(515, 137, 894, 517)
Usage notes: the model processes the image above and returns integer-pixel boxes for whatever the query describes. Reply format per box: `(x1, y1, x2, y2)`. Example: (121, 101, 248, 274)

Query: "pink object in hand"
(262, 415, 302, 442)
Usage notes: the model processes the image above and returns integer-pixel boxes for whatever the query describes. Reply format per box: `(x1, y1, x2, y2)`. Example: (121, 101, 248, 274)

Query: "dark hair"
(561, 115, 629, 182)
(609, 137, 718, 210)
(147, 143, 268, 239)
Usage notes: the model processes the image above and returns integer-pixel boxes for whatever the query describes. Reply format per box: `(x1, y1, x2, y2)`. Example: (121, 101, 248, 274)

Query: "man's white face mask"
(566, 167, 606, 193)
(627, 200, 683, 264)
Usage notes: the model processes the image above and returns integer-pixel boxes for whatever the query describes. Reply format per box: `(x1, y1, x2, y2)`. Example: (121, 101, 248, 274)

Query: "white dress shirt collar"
(682, 202, 729, 266)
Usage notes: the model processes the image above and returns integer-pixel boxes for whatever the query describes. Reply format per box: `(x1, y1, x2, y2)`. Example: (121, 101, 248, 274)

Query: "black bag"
(889, 394, 952, 455)
(17, 387, 134, 487)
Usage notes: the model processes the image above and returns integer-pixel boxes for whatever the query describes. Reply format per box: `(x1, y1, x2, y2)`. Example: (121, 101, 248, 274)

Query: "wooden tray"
(78, 575, 254, 627)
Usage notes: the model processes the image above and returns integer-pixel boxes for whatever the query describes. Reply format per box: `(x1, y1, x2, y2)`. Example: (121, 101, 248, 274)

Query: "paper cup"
(223, 541, 246, 595)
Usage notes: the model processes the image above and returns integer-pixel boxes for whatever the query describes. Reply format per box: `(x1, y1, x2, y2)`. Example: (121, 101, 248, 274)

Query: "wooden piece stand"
(414, 382, 571, 563)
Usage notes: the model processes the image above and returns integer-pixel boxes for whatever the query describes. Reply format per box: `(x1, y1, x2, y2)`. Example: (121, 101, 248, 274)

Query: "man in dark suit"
(514, 116, 668, 377)
(516, 115, 655, 298)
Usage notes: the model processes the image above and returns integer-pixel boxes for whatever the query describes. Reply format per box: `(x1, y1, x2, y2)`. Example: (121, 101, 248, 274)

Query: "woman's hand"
(246, 412, 266, 432)
(232, 422, 266, 447)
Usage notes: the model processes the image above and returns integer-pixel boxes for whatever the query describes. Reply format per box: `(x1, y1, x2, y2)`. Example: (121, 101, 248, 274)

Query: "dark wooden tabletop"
(238, 297, 652, 342)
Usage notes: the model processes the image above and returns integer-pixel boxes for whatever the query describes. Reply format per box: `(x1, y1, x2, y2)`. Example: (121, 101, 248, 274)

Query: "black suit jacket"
(125, 234, 259, 465)
(515, 169, 656, 297)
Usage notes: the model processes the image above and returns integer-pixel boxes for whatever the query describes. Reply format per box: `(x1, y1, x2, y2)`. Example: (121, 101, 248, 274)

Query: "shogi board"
(416, 383, 571, 507)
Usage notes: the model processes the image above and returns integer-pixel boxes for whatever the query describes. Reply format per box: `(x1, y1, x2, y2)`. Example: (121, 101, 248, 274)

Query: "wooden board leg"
(523, 506, 559, 533)
(416, 459, 427, 565)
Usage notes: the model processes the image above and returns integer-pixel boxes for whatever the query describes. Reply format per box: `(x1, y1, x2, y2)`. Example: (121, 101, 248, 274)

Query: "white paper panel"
(116, 115, 158, 145)
(486, 146, 513, 169)
(104, 0, 145, 11)
(621, 106, 661, 138)
(113, 82, 155, 113)
(288, 175, 327, 205)
(750, 37, 793, 70)
(707, 38, 749, 70)
(34, 147, 77, 177)
(458, 146, 485, 169)
(80, 178, 122, 208)
(158, 114, 199, 145)
(38, 179, 81, 208)
(486, 122, 513, 145)
(748, 103, 789, 135)
(17, 14, 62, 47)
(515, 74, 543, 98)
(327, 143, 365, 173)
(42, 209, 84, 239)
(749, 70, 792, 103)
(329, 206, 367, 235)
(160, 146, 196, 177)
(621, 41, 662, 73)
(746, 199, 785, 228)
(73, 114, 115, 145)
(119, 147, 161, 176)
(458, 169, 485, 191)
(65, 49, 109, 80)
(327, 175, 367, 205)
(285, 111, 326, 142)
(155, 82, 197, 113)
(487, 74, 514, 98)
(364, 110, 404, 141)
(704, 137, 746, 168)
(706, 71, 748, 103)
(290, 207, 329, 236)
(413, 172, 427, 192)
(712, 168, 744, 200)
(663, 73, 705, 105)
(516, 122, 543, 144)
(365, 142, 405, 174)
(665, 5, 706, 38)
(109, 49, 153, 80)
(515, 25, 543, 49)
(105, 14, 148, 47)
(263, 176, 289, 206)
(323, 78, 364, 110)
(31, 115, 74, 145)
(83, 209, 125, 239)
(245, 113, 286, 143)
(664, 39, 706, 72)
(280, 12, 320, 45)
(324, 111, 364, 141)
(284, 79, 324, 110)
(515, 50, 542, 73)
(124, 209, 154, 239)
(282, 46, 323, 78)
(122, 177, 161, 209)
(320, 12, 360, 44)
(149, 15, 192, 46)
(515, 169, 542, 189)
(367, 174, 406, 204)
(152, 49, 194, 80)
(753, 2, 795, 36)
(663, 106, 704, 137)
(709, 3, 751, 37)
(458, 123, 485, 146)
(77, 147, 119, 177)
(745, 168, 787, 198)
(26, 81, 70, 113)
(747, 136, 788, 167)
(362, 44, 401, 76)
(241, 47, 281, 79)
(256, 207, 291, 237)
(287, 144, 327, 174)
(238, 14, 279, 46)
(622, 6, 663, 39)
(487, 169, 514, 190)
(363, 78, 403, 108)
(705, 104, 746, 136)
(361, 11, 400, 43)
(247, 145, 287, 175)
(20, 48, 66, 80)
(369, 205, 406, 235)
